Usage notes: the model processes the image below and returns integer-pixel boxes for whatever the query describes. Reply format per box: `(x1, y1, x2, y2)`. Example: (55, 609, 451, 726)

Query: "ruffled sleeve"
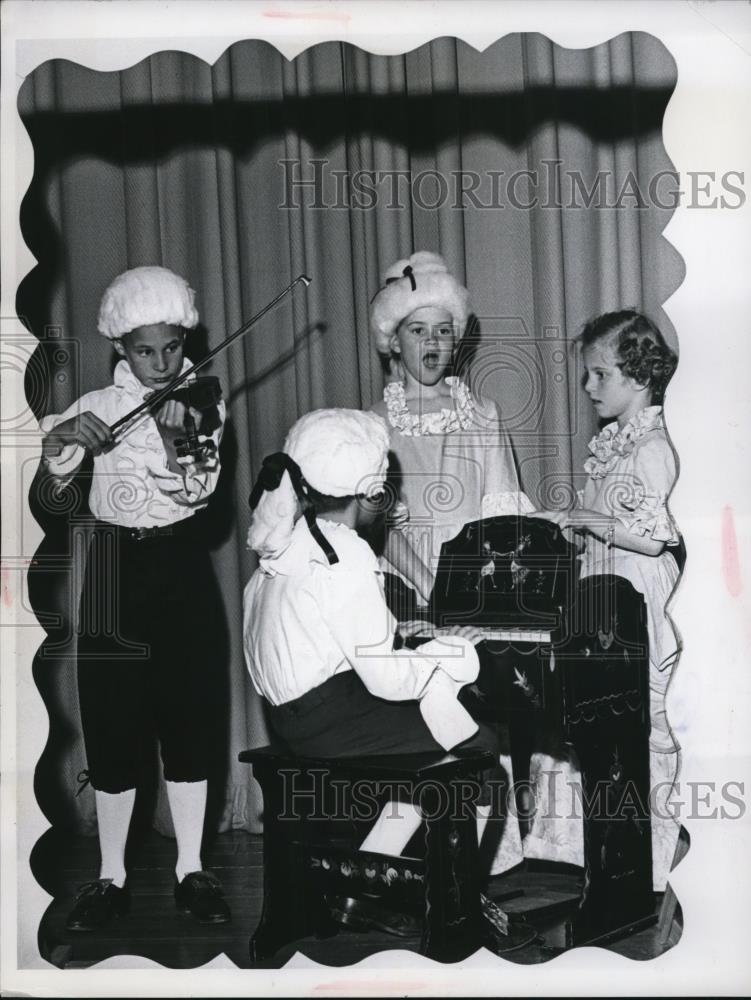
(38, 397, 94, 486)
(618, 434, 679, 544)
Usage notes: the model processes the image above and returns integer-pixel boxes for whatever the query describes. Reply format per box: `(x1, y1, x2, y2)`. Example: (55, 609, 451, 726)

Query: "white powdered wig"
(369, 251, 470, 356)
(97, 266, 200, 339)
(247, 408, 390, 560)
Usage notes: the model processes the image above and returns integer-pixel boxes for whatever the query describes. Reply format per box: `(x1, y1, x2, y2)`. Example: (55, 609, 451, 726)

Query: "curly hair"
(579, 310, 677, 405)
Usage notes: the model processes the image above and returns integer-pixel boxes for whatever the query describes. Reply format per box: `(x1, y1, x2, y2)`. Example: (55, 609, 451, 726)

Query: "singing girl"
(369, 250, 533, 606)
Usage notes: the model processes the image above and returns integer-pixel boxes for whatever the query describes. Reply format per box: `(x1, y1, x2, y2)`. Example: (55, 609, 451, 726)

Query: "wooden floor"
(35, 827, 681, 970)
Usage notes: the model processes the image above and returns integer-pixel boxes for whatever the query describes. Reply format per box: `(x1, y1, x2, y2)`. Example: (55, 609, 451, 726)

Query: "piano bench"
(239, 744, 496, 964)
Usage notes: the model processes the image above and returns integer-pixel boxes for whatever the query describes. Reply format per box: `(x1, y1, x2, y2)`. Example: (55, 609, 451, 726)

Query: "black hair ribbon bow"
(385, 264, 417, 291)
(248, 452, 339, 565)
(370, 263, 419, 303)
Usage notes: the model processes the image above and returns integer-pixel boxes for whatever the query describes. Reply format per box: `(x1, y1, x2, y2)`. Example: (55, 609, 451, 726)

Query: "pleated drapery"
(18, 32, 682, 837)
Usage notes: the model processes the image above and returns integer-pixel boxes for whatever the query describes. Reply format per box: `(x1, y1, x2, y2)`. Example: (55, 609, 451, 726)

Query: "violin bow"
(109, 274, 312, 440)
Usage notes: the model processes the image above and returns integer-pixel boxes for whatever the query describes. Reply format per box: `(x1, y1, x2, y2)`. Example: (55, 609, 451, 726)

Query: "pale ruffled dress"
(523, 405, 682, 890)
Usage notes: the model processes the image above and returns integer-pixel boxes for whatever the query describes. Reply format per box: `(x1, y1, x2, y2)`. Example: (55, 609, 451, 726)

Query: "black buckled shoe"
(174, 871, 231, 925)
(65, 879, 130, 932)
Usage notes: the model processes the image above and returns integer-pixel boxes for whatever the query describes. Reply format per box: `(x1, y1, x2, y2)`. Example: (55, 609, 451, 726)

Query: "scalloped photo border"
(2, 1, 750, 997)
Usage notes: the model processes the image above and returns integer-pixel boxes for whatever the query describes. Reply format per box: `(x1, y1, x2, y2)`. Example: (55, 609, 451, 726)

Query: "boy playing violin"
(38, 266, 230, 931)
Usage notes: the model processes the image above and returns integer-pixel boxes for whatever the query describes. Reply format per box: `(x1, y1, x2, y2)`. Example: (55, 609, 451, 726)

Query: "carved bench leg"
(420, 780, 483, 963)
(250, 764, 332, 964)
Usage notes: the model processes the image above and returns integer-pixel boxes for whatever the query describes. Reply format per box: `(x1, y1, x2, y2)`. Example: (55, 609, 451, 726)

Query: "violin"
(155, 375, 223, 471)
(107, 275, 311, 469)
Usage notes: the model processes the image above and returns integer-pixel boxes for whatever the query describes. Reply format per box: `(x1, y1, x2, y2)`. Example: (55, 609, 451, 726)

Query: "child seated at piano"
(533, 309, 681, 890)
(368, 251, 533, 873)
(243, 408, 526, 949)
(37, 266, 230, 931)
(243, 408, 484, 763)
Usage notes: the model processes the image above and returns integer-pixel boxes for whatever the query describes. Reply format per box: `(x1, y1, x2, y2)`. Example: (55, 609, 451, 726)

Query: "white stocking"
(360, 800, 494, 856)
(476, 802, 492, 843)
(166, 779, 207, 882)
(95, 787, 136, 887)
(359, 801, 422, 855)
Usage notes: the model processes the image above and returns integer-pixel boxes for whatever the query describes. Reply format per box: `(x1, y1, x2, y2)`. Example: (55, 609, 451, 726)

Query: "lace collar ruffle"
(584, 405, 664, 479)
(383, 377, 474, 437)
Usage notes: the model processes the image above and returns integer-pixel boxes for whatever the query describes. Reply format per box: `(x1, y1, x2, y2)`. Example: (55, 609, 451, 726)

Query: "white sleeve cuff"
(419, 670, 479, 751)
(415, 636, 480, 684)
(42, 443, 86, 478)
(39, 415, 86, 478)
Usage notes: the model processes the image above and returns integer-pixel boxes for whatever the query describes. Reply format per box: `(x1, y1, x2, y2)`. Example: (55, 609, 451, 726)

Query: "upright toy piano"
(425, 515, 655, 946)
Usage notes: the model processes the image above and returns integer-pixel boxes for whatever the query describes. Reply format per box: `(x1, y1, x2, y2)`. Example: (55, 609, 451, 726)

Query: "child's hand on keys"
(441, 625, 485, 645)
(42, 411, 112, 458)
(399, 620, 435, 639)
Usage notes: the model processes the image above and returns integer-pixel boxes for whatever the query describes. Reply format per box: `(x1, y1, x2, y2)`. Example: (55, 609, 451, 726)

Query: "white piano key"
(478, 628, 552, 644)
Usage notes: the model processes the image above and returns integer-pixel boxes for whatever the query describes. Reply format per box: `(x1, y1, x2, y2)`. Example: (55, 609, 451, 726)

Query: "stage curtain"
(18, 31, 682, 838)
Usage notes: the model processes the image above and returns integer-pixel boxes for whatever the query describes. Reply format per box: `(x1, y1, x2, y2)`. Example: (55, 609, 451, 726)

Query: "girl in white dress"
(368, 251, 533, 874)
(533, 309, 681, 891)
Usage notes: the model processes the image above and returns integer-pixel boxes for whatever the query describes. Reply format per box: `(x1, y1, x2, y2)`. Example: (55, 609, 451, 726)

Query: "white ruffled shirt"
(243, 517, 480, 750)
(39, 359, 225, 528)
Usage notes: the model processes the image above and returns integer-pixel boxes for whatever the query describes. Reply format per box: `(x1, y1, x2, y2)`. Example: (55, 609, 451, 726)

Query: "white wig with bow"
(247, 409, 390, 562)
(369, 251, 470, 356)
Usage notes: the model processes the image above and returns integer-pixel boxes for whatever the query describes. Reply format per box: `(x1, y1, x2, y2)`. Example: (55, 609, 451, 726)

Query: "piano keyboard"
(407, 625, 552, 644)
(478, 627, 552, 644)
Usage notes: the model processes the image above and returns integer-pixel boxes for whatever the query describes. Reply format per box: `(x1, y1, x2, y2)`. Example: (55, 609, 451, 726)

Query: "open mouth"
(422, 351, 441, 370)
